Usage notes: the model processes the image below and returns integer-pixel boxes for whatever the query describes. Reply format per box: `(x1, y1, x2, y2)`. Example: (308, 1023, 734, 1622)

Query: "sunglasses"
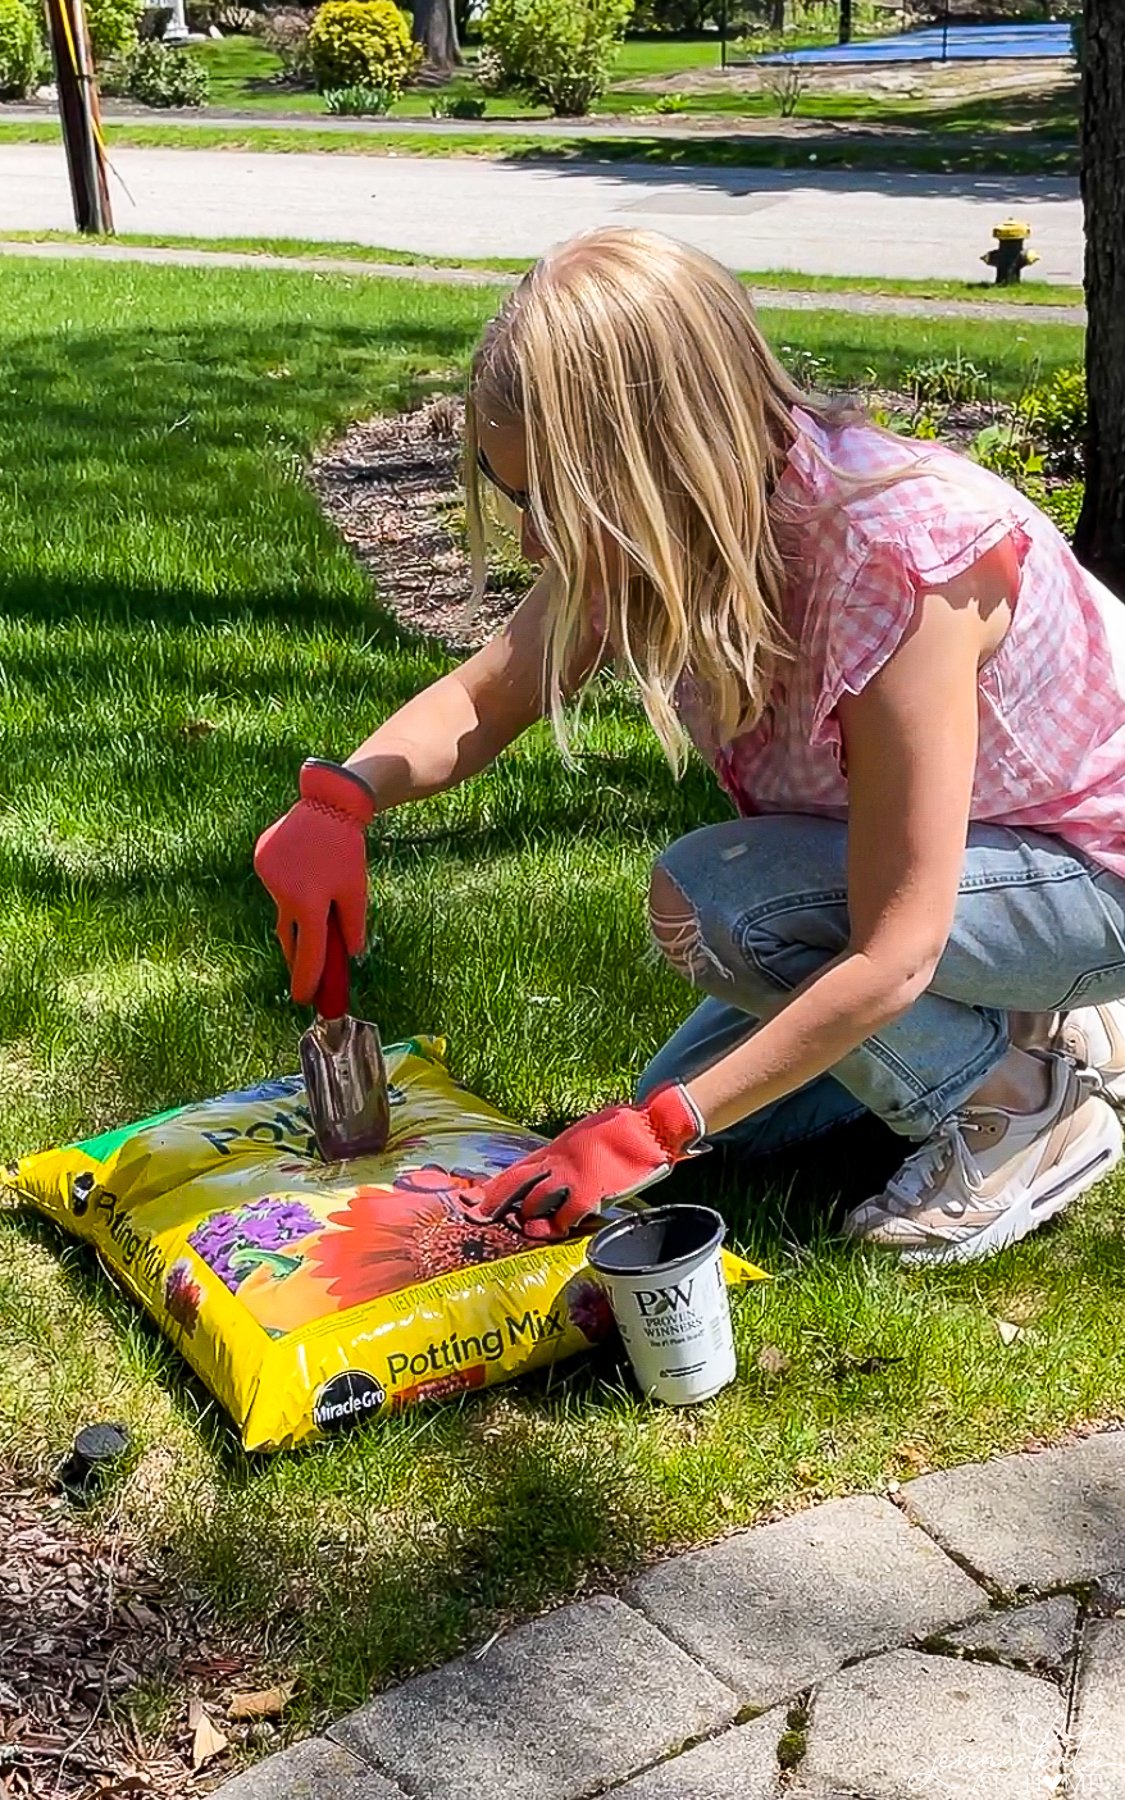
(476, 445, 532, 515)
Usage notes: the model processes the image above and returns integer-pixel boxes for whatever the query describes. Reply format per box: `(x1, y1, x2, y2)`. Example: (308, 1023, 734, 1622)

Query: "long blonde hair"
(466, 228, 840, 767)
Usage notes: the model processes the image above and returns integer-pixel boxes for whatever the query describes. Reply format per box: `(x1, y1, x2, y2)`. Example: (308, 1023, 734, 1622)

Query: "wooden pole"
(44, 0, 113, 234)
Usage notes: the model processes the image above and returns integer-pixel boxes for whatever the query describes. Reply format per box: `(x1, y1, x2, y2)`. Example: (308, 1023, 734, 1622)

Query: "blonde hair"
(466, 228, 842, 768)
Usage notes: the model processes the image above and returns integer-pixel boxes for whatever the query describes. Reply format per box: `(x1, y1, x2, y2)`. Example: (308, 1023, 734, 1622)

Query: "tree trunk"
(769, 0, 785, 29)
(1074, 0, 1125, 597)
(412, 0, 461, 73)
(839, 0, 852, 43)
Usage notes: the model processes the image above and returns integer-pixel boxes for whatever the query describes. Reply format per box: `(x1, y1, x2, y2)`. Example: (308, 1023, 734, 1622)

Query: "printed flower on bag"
(566, 1277, 615, 1344)
(164, 1259, 204, 1333)
(306, 1167, 522, 1306)
(189, 1197, 320, 1294)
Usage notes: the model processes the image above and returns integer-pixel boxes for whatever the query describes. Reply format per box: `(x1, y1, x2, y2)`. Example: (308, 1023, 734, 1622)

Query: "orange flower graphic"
(306, 1166, 523, 1307)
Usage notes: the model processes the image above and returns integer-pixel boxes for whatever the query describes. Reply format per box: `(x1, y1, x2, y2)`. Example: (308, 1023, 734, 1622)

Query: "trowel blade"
(300, 1011, 390, 1163)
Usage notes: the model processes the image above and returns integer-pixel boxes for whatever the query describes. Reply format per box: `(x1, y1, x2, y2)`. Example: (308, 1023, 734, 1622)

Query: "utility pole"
(44, 0, 113, 234)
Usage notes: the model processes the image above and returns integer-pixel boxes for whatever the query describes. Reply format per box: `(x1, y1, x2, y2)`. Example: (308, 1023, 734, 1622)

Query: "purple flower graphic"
(189, 1197, 320, 1294)
(567, 1278, 615, 1344)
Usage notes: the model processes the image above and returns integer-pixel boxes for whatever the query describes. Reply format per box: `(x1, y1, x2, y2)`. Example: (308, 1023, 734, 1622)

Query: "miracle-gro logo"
(313, 1371, 387, 1432)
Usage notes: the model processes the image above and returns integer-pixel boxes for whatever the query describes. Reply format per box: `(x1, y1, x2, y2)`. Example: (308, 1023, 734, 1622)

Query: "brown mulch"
(0, 1468, 275, 1800)
(308, 394, 525, 653)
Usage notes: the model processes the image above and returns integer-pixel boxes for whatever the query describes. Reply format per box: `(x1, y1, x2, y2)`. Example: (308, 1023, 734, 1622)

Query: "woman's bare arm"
(345, 572, 599, 809)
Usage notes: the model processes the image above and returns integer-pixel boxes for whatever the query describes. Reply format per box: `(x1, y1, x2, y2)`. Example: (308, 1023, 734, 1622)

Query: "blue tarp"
(757, 21, 1074, 63)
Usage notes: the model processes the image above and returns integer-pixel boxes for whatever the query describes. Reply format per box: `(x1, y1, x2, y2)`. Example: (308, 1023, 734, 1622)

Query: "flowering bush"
(480, 0, 632, 115)
(307, 0, 421, 94)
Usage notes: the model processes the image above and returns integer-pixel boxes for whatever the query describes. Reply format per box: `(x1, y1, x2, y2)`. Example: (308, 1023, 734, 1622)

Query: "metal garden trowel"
(299, 909, 390, 1163)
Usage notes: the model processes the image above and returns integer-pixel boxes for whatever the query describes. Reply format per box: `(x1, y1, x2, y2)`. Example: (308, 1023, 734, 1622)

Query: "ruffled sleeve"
(809, 508, 1032, 752)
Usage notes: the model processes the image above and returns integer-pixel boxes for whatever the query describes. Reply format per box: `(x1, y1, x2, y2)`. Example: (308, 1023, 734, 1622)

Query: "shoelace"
(881, 1056, 1102, 1222)
(882, 1114, 979, 1217)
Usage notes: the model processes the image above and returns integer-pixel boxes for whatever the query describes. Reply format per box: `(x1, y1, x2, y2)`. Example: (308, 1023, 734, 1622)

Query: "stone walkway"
(0, 240, 1087, 325)
(213, 1430, 1125, 1800)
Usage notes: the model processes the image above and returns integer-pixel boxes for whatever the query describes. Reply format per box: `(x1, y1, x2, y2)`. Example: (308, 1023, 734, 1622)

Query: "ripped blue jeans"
(637, 815, 1125, 1156)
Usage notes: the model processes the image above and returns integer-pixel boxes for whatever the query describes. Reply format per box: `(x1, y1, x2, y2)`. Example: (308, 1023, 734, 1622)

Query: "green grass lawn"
(0, 259, 1115, 1749)
(0, 115, 1079, 174)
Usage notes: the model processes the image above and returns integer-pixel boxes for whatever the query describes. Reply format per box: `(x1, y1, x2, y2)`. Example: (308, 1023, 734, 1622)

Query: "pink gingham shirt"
(678, 407, 1125, 880)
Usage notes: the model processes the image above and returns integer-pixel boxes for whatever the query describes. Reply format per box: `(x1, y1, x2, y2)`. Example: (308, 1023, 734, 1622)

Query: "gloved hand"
(254, 759, 376, 1005)
(470, 1085, 706, 1240)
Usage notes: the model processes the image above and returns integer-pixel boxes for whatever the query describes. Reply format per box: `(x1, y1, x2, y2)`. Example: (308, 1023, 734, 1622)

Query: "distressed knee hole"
(649, 865, 731, 985)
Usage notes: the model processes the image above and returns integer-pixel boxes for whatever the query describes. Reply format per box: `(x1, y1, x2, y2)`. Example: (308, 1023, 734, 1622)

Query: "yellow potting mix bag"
(7, 1038, 765, 1450)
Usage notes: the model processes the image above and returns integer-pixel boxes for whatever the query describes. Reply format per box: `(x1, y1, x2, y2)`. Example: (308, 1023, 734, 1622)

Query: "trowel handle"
(314, 908, 351, 1021)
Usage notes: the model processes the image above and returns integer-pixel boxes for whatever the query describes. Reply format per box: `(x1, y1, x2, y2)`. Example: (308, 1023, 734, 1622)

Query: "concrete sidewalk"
(0, 145, 1083, 282)
(211, 1430, 1125, 1800)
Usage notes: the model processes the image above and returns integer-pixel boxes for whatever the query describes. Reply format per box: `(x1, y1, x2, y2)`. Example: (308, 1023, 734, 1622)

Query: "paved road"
(0, 144, 1083, 282)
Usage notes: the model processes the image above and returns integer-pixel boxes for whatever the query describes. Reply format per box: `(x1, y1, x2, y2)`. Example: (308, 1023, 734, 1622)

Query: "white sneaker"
(1009, 1002, 1125, 1104)
(1059, 1003, 1125, 1104)
(843, 1052, 1123, 1265)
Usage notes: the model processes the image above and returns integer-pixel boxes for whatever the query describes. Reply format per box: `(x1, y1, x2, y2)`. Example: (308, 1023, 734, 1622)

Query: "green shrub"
(125, 39, 210, 104)
(474, 43, 505, 91)
(971, 420, 1044, 485)
(778, 344, 836, 391)
(430, 84, 486, 116)
(480, 0, 632, 116)
(86, 0, 145, 63)
(1018, 365, 1085, 478)
(0, 0, 42, 97)
(653, 92, 688, 113)
(1039, 481, 1084, 540)
(904, 354, 988, 408)
(307, 0, 420, 95)
(324, 79, 394, 111)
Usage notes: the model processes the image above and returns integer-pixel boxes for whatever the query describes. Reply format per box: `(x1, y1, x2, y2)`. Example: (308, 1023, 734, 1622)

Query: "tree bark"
(411, 0, 461, 73)
(1074, 0, 1125, 597)
(839, 0, 852, 44)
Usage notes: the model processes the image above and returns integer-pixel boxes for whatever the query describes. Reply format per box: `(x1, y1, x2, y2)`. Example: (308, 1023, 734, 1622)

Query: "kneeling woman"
(256, 228, 1125, 1264)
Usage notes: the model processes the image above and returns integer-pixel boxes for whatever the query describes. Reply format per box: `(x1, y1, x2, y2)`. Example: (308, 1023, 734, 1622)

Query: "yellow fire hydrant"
(981, 219, 1040, 287)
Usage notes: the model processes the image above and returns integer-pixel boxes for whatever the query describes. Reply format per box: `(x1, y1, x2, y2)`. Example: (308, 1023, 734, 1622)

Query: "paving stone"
(606, 1710, 784, 1800)
(628, 1495, 983, 1706)
(330, 1595, 737, 1800)
(1089, 1568, 1125, 1618)
(903, 1431, 1125, 1593)
(794, 1649, 1065, 1800)
(1071, 1619, 1125, 1800)
(934, 1594, 1078, 1672)
(212, 1739, 407, 1800)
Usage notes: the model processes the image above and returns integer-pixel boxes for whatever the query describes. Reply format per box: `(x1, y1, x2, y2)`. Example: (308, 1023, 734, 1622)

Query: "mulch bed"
(308, 395, 527, 653)
(0, 1467, 274, 1800)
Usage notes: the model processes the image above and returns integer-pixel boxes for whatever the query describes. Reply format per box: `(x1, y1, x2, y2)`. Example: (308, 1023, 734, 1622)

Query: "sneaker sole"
(899, 1102, 1124, 1267)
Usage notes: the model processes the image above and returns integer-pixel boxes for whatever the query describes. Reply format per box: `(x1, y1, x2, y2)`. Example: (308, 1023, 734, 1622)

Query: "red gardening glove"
(470, 1085, 707, 1241)
(254, 759, 376, 1005)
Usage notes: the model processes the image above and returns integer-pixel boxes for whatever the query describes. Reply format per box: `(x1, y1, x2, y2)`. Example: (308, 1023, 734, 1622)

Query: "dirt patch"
(614, 59, 1076, 105)
(308, 395, 525, 653)
(0, 1465, 274, 1800)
